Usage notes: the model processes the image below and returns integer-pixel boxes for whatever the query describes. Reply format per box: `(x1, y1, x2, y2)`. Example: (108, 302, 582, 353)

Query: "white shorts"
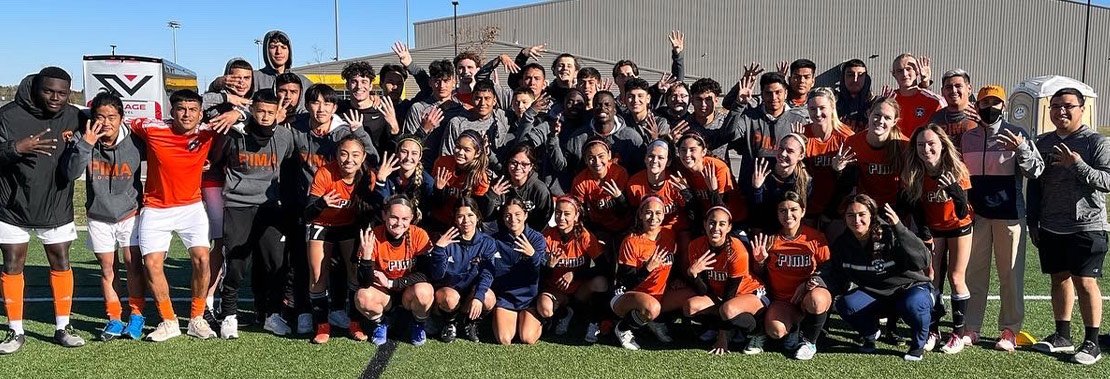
(86, 217, 140, 253)
(0, 220, 78, 245)
(202, 186, 224, 240)
(138, 202, 210, 256)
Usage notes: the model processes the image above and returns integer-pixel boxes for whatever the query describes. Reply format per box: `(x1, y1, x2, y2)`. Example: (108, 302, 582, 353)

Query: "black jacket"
(815, 222, 931, 297)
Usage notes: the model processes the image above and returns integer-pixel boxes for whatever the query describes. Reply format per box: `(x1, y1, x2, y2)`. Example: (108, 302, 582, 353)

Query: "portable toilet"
(1009, 75, 1098, 136)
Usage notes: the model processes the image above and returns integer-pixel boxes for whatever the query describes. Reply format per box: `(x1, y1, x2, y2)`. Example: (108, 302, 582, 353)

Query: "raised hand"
(209, 111, 240, 133)
(751, 158, 771, 189)
(522, 43, 547, 61)
(882, 203, 900, 225)
(343, 109, 364, 131)
(378, 95, 400, 135)
(82, 120, 107, 145)
(790, 120, 807, 135)
(644, 114, 660, 140)
(917, 55, 932, 85)
(226, 92, 251, 108)
(421, 106, 445, 133)
(434, 167, 451, 190)
(530, 93, 553, 113)
(514, 234, 535, 257)
(776, 60, 789, 76)
(687, 251, 717, 277)
(645, 246, 670, 272)
(668, 30, 685, 54)
(668, 172, 689, 191)
(880, 85, 895, 99)
(377, 151, 401, 180)
(358, 228, 376, 260)
(655, 72, 678, 93)
(276, 93, 289, 123)
(498, 54, 521, 74)
(669, 120, 690, 141)
(435, 227, 460, 248)
(392, 41, 413, 67)
(557, 271, 573, 291)
(961, 106, 981, 124)
(600, 79, 617, 92)
(322, 190, 345, 208)
(702, 165, 719, 191)
(491, 177, 511, 196)
(751, 233, 771, 264)
(936, 171, 957, 189)
(1052, 143, 1081, 167)
(600, 179, 623, 198)
(831, 145, 857, 172)
(994, 128, 1025, 151)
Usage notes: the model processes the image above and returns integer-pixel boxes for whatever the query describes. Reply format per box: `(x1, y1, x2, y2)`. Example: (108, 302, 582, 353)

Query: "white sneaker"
(263, 314, 292, 336)
(646, 322, 673, 343)
(328, 310, 350, 329)
(584, 322, 600, 343)
(924, 332, 939, 351)
(296, 313, 313, 334)
(554, 307, 574, 336)
(794, 341, 817, 360)
(221, 316, 239, 340)
(700, 329, 718, 342)
(615, 325, 640, 350)
(187, 316, 217, 340)
(743, 333, 767, 355)
(940, 334, 965, 354)
(146, 320, 181, 342)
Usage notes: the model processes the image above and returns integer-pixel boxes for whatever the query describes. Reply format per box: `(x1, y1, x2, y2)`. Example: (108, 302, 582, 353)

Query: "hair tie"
(705, 205, 732, 219)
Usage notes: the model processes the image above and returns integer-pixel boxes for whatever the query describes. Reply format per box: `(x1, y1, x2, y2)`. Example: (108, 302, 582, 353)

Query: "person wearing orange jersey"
(673, 132, 735, 227)
(802, 88, 854, 237)
(749, 192, 831, 359)
(538, 197, 610, 343)
(610, 198, 677, 350)
(889, 54, 945, 136)
(628, 139, 692, 264)
(829, 97, 909, 213)
(903, 124, 974, 354)
(430, 130, 496, 232)
(683, 207, 768, 355)
(354, 196, 434, 347)
(571, 136, 631, 274)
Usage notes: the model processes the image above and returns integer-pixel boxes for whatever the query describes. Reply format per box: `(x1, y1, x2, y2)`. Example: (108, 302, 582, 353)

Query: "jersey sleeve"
(309, 166, 333, 197)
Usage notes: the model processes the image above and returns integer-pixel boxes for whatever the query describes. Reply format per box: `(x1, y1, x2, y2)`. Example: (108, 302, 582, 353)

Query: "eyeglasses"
(1050, 104, 1082, 111)
(508, 161, 533, 168)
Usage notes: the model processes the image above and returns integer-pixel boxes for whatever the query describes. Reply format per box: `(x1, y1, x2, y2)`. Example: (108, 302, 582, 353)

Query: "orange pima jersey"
(309, 161, 357, 226)
(371, 225, 432, 281)
(680, 156, 733, 209)
(627, 169, 688, 230)
(619, 229, 677, 297)
(765, 225, 831, 302)
(804, 123, 854, 217)
(687, 236, 764, 298)
(921, 174, 974, 232)
(844, 133, 907, 207)
(130, 118, 215, 209)
(894, 89, 945, 136)
(572, 163, 631, 232)
(543, 227, 604, 293)
(430, 155, 490, 226)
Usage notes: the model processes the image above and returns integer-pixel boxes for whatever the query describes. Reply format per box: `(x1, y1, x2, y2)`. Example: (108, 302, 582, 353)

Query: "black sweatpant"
(221, 206, 287, 319)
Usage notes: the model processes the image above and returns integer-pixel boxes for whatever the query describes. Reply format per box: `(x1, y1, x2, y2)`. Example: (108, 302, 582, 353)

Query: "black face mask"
(978, 106, 1003, 125)
(247, 122, 275, 145)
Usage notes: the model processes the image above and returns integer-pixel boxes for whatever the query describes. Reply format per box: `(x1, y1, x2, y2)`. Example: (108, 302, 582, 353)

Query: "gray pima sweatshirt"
(1028, 125, 1110, 233)
(62, 126, 145, 223)
(215, 125, 296, 208)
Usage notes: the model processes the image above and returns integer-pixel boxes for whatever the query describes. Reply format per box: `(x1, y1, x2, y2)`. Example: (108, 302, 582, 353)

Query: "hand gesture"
(776, 60, 789, 76)
(961, 106, 981, 124)
(392, 41, 413, 67)
(498, 54, 520, 74)
(378, 95, 400, 135)
(669, 120, 690, 141)
(514, 234, 536, 257)
(373, 270, 392, 288)
(1052, 143, 1081, 167)
(882, 203, 900, 225)
(434, 166, 451, 190)
(82, 120, 107, 145)
(530, 93, 553, 113)
(421, 106, 444, 133)
(654, 72, 678, 94)
(556, 271, 573, 291)
(435, 227, 460, 248)
(226, 92, 251, 108)
(668, 172, 689, 191)
(491, 177, 511, 196)
(601, 179, 623, 199)
(751, 158, 771, 189)
(522, 43, 547, 61)
(358, 228, 376, 260)
(880, 85, 895, 99)
(668, 30, 685, 54)
(687, 251, 717, 278)
(936, 171, 957, 189)
(600, 79, 617, 92)
(343, 109, 363, 131)
(644, 114, 660, 140)
(993, 128, 1025, 151)
(751, 233, 771, 264)
(322, 190, 345, 208)
(550, 117, 563, 136)
(644, 246, 670, 272)
(917, 55, 932, 85)
(831, 145, 857, 172)
(276, 93, 290, 123)
(209, 110, 240, 132)
(377, 151, 401, 180)
(702, 165, 719, 191)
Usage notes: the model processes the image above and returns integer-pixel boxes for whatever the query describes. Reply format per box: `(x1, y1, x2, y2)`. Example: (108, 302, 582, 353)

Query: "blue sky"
(0, 0, 538, 88)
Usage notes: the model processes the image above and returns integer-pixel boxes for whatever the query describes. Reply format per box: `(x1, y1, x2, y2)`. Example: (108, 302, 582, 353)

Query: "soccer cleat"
(941, 333, 965, 354)
(297, 313, 313, 334)
(328, 310, 350, 329)
(372, 322, 389, 346)
(1073, 340, 1102, 365)
(100, 319, 125, 341)
(53, 326, 86, 348)
(412, 322, 427, 346)
(646, 322, 673, 343)
(312, 323, 331, 344)
(924, 332, 939, 351)
(904, 347, 925, 361)
(146, 320, 181, 342)
(263, 314, 292, 336)
(187, 316, 217, 340)
(962, 330, 980, 346)
(859, 330, 879, 354)
(441, 322, 458, 343)
(124, 315, 146, 340)
(221, 316, 239, 340)
(794, 341, 817, 360)
(598, 320, 614, 336)
(1032, 332, 1075, 353)
(743, 333, 766, 355)
(0, 331, 26, 354)
(699, 329, 718, 343)
(554, 307, 574, 336)
(995, 329, 1017, 353)
(584, 322, 600, 343)
(349, 320, 369, 342)
(614, 324, 640, 350)
(463, 320, 480, 343)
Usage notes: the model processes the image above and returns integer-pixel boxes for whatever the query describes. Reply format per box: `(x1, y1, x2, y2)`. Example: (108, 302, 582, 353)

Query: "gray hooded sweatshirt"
(214, 122, 296, 208)
(208, 31, 312, 112)
(62, 125, 145, 223)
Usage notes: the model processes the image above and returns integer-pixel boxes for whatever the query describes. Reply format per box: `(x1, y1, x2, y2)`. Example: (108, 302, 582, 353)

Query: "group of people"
(0, 29, 1106, 365)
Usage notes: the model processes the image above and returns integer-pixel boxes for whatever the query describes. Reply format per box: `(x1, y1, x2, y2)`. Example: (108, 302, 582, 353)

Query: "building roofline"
(414, 0, 570, 25)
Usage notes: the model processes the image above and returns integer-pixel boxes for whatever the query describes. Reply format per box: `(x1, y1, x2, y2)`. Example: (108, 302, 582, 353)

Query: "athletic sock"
(618, 310, 648, 331)
(106, 299, 123, 321)
(310, 291, 329, 324)
(1, 273, 25, 330)
(190, 297, 206, 319)
(206, 295, 215, 310)
(1084, 326, 1100, 343)
(157, 299, 176, 322)
(727, 312, 757, 334)
(128, 296, 146, 316)
(951, 293, 969, 335)
(1056, 320, 1072, 340)
(801, 311, 829, 343)
(8, 320, 23, 335)
(49, 270, 74, 330)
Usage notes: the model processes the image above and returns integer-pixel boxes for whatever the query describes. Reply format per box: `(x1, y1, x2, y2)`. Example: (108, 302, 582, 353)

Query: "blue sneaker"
(124, 315, 146, 340)
(412, 322, 427, 346)
(372, 322, 389, 346)
(100, 319, 125, 341)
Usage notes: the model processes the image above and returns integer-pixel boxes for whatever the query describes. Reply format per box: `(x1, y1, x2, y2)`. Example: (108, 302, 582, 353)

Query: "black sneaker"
(904, 347, 924, 361)
(881, 331, 907, 346)
(1033, 332, 1075, 353)
(1073, 340, 1102, 365)
(53, 326, 86, 348)
(440, 322, 457, 343)
(0, 331, 26, 354)
(464, 320, 480, 342)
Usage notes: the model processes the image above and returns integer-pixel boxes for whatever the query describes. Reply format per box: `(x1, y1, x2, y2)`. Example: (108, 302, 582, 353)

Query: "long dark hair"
(839, 193, 884, 258)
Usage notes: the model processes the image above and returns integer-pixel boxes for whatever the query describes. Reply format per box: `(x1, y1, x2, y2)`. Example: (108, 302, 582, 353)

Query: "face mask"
(978, 106, 1003, 125)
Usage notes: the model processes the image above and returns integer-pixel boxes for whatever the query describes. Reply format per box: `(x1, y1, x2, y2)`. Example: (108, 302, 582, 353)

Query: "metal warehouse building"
(296, 0, 1110, 125)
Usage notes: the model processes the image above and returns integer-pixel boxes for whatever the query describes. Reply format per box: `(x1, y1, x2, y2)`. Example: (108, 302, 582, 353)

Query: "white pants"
(87, 217, 140, 253)
(138, 202, 210, 256)
(0, 220, 77, 245)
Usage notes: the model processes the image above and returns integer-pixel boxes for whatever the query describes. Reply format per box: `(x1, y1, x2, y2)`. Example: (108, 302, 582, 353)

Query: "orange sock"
(1, 272, 25, 321)
(105, 299, 123, 321)
(128, 296, 146, 316)
(190, 297, 206, 319)
(157, 299, 176, 322)
(49, 270, 74, 318)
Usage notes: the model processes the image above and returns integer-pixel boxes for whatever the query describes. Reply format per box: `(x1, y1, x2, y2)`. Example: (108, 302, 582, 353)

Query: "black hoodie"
(0, 74, 85, 228)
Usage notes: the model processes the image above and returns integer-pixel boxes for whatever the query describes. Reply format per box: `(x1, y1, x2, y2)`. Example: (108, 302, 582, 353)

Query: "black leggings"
(221, 206, 288, 319)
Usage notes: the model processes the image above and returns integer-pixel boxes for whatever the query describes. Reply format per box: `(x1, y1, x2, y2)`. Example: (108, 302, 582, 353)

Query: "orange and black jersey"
(894, 89, 945, 136)
(430, 155, 491, 227)
(910, 174, 972, 238)
(542, 227, 605, 293)
(357, 225, 433, 291)
(832, 133, 908, 212)
(804, 124, 854, 218)
(763, 226, 831, 302)
(627, 169, 691, 230)
(686, 236, 764, 301)
(617, 229, 677, 297)
(572, 163, 631, 233)
(677, 156, 743, 224)
(306, 161, 376, 227)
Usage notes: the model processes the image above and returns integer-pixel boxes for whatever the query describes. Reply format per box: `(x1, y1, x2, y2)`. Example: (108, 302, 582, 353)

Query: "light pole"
(333, 0, 340, 61)
(110, 44, 117, 55)
(452, 1, 459, 57)
(254, 39, 263, 66)
(167, 20, 181, 62)
(1081, 0, 1091, 82)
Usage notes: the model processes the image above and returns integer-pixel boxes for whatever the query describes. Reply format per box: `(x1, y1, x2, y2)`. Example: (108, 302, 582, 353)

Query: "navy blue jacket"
(427, 232, 497, 294)
(475, 227, 547, 310)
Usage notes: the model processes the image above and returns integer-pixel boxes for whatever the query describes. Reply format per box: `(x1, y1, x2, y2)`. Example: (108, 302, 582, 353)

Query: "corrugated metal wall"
(414, 0, 1110, 125)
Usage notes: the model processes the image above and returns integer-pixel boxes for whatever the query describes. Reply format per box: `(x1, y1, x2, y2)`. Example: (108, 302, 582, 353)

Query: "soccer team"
(0, 29, 1106, 365)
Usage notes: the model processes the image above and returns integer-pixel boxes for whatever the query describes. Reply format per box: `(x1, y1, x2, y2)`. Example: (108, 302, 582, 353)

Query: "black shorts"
(931, 223, 973, 239)
(1038, 229, 1107, 278)
(306, 223, 359, 243)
